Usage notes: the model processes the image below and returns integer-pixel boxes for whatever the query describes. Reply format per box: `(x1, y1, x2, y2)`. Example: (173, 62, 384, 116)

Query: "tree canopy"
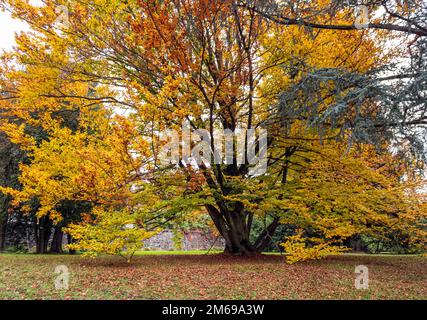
(0, 0, 425, 260)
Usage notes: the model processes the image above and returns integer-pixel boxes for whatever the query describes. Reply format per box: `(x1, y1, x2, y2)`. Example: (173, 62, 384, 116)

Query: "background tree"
(0, 132, 22, 251)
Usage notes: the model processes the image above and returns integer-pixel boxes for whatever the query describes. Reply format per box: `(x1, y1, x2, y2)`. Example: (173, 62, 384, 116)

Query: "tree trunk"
(35, 216, 52, 254)
(25, 227, 32, 252)
(0, 195, 10, 252)
(67, 234, 76, 254)
(0, 214, 7, 252)
(206, 204, 278, 255)
(253, 217, 280, 251)
(205, 204, 252, 255)
(50, 227, 64, 253)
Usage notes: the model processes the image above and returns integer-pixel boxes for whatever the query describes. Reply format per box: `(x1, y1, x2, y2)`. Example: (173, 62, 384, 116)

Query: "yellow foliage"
(281, 231, 349, 264)
(65, 208, 158, 263)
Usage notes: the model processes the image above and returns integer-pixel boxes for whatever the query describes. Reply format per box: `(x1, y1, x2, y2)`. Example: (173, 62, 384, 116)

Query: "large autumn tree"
(0, 0, 425, 256)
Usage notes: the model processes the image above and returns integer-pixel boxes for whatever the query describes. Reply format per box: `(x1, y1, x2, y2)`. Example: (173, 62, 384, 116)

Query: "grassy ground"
(0, 252, 425, 300)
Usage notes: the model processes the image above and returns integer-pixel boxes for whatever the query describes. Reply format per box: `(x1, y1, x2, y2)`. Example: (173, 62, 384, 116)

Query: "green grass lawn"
(0, 253, 425, 300)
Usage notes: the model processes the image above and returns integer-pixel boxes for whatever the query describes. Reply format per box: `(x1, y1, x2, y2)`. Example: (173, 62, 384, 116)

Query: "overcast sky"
(0, 10, 29, 51)
(0, 0, 43, 51)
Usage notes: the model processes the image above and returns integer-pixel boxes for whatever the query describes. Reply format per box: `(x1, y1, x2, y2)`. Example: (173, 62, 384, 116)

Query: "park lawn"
(0, 253, 425, 300)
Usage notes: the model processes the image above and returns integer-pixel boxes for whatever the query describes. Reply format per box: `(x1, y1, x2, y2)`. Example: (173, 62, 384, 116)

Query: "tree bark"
(0, 196, 10, 253)
(253, 217, 280, 252)
(50, 227, 64, 253)
(206, 204, 280, 255)
(35, 216, 52, 254)
(0, 214, 7, 252)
